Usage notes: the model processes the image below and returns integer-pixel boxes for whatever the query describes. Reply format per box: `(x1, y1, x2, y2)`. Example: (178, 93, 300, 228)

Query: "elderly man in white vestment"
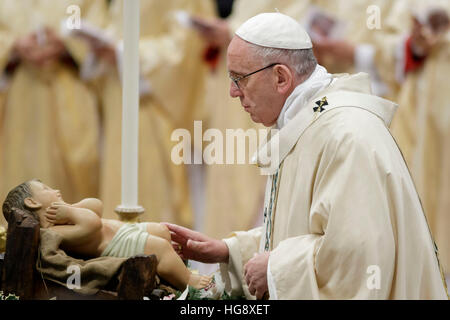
(165, 13, 448, 300)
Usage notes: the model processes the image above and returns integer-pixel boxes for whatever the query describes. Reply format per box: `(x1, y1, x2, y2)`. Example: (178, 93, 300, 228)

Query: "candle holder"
(115, 205, 145, 223)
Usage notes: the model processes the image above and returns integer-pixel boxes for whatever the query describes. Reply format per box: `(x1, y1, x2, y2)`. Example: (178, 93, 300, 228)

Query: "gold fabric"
(310, 0, 394, 74)
(0, 0, 108, 228)
(97, 69, 192, 226)
(373, 0, 450, 273)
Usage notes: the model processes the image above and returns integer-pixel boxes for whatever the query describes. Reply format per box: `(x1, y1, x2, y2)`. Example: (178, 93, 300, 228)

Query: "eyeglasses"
(229, 63, 279, 90)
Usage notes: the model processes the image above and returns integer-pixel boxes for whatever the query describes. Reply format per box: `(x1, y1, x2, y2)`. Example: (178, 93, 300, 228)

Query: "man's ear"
(274, 65, 293, 94)
(24, 197, 42, 210)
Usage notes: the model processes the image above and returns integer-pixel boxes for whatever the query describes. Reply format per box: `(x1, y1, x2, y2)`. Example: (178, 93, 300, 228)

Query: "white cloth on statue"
(276, 64, 333, 129)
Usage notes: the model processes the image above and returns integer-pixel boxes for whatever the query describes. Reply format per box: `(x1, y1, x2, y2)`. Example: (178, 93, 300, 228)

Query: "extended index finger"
(169, 231, 188, 246)
(163, 223, 202, 240)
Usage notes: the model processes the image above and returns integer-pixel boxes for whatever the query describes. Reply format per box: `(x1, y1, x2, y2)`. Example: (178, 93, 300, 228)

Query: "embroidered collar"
(276, 64, 332, 129)
(251, 73, 398, 175)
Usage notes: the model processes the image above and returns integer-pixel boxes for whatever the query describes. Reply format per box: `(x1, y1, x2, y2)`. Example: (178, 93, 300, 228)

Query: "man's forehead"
(227, 36, 257, 74)
(227, 35, 246, 55)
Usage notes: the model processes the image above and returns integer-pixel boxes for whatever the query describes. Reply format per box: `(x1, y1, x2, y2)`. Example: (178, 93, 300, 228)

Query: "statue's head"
(2, 179, 64, 227)
(3, 180, 35, 223)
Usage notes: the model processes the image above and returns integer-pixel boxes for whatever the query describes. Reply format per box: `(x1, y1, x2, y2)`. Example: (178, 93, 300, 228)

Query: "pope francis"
(165, 13, 448, 300)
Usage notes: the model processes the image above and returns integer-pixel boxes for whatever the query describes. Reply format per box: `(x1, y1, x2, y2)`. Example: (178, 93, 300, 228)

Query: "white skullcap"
(235, 12, 312, 50)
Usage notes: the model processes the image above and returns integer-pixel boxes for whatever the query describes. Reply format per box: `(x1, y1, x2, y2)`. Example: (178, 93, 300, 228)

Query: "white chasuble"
(219, 72, 448, 300)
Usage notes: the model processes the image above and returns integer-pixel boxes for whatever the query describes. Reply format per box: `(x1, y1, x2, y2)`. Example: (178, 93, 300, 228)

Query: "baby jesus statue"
(2, 179, 212, 292)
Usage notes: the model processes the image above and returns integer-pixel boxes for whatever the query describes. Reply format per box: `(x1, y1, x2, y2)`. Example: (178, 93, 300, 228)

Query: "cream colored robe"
(203, 0, 312, 239)
(220, 73, 448, 299)
(372, 0, 450, 273)
(0, 0, 108, 228)
(373, 0, 450, 99)
(97, 0, 214, 225)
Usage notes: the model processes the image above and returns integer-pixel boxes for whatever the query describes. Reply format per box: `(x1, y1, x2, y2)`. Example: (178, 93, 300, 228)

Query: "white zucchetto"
(235, 12, 313, 50)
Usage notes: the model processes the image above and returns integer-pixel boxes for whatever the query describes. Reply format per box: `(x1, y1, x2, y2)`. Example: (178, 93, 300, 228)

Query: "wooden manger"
(0, 208, 163, 300)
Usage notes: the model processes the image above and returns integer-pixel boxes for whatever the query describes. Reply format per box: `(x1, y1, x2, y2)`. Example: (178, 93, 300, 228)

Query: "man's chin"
(250, 115, 273, 127)
(249, 113, 261, 124)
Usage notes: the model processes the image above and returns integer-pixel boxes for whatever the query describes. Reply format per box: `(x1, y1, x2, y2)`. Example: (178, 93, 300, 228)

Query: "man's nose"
(230, 82, 243, 98)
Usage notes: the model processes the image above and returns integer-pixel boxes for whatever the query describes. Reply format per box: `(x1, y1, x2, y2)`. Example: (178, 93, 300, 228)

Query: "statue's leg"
(143, 234, 190, 290)
(143, 234, 211, 291)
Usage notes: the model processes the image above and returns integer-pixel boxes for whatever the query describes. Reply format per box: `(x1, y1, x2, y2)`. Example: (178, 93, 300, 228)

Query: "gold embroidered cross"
(314, 97, 328, 113)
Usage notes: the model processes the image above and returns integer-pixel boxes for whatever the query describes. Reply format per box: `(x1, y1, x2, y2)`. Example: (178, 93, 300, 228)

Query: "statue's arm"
(72, 198, 103, 218)
(49, 205, 102, 247)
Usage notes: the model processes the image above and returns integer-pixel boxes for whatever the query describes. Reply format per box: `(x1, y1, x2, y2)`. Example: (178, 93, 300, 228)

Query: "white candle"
(121, 0, 140, 207)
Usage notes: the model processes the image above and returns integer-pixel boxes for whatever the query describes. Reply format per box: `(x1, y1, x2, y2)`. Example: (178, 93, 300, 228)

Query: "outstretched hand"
(163, 223, 229, 264)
